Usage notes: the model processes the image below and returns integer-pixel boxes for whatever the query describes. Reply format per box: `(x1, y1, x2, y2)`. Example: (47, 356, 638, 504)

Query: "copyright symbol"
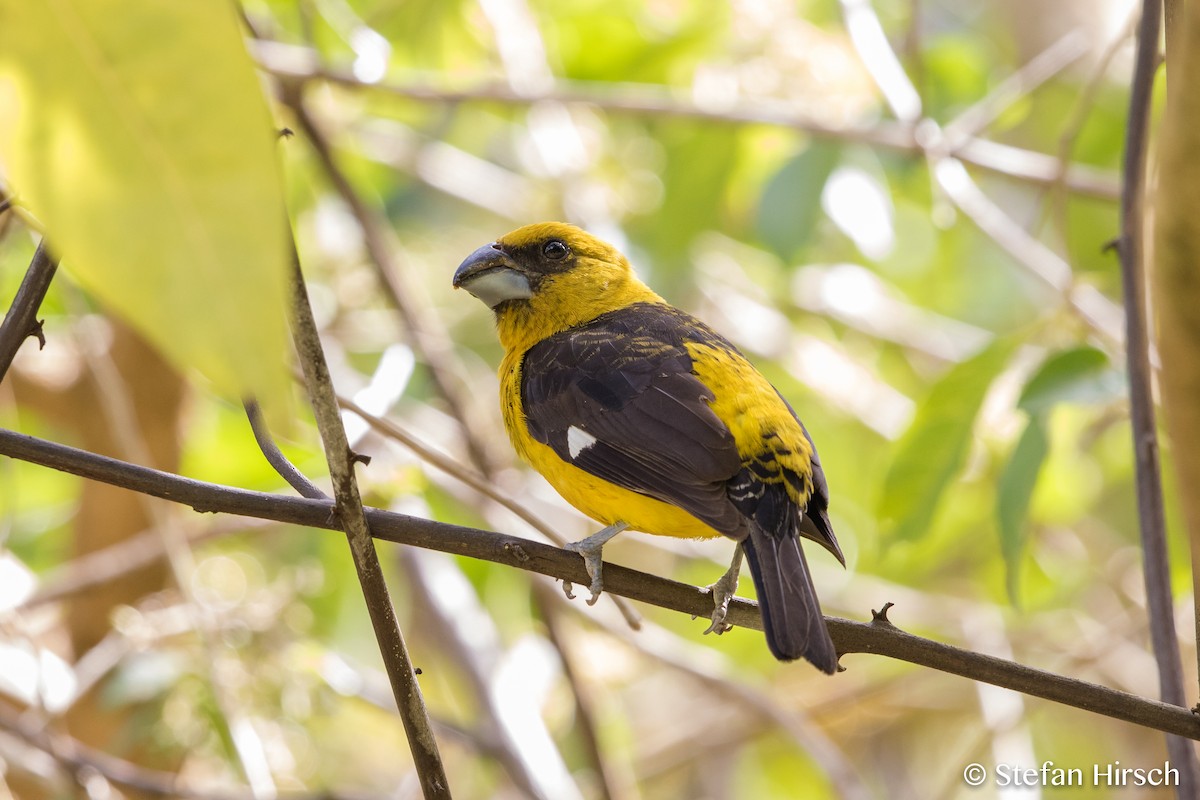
(963, 763, 987, 786)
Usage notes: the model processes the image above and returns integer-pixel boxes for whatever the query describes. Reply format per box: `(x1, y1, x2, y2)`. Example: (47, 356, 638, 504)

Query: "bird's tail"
(741, 522, 838, 673)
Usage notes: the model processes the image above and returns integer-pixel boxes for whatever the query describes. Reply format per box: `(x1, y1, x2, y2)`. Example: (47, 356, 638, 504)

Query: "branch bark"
(286, 243, 451, 798)
(1116, 1, 1198, 795)
(0, 239, 58, 382)
(2, 426, 1199, 742)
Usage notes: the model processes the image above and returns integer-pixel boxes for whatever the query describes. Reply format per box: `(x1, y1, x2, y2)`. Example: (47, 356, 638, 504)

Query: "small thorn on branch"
(349, 450, 372, 467)
(28, 318, 46, 349)
(1101, 236, 1121, 255)
(871, 601, 896, 624)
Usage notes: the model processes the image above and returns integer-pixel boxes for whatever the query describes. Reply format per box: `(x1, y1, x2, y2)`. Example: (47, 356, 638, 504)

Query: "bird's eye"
(542, 239, 569, 260)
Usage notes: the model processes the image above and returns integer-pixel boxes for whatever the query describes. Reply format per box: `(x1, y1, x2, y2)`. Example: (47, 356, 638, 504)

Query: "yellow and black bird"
(453, 222, 843, 672)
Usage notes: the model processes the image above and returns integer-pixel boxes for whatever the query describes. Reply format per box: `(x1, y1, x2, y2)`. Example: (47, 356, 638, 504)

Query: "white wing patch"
(567, 426, 598, 460)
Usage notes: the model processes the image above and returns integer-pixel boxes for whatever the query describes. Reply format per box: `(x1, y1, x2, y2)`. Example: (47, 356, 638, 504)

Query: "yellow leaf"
(0, 0, 290, 405)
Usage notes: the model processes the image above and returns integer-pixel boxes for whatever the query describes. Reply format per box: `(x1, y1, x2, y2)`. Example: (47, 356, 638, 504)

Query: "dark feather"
(742, 522, 838, 672)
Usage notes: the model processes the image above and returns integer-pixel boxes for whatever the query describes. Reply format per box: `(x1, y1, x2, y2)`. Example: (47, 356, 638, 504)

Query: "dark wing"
(520, 305, 747, 535)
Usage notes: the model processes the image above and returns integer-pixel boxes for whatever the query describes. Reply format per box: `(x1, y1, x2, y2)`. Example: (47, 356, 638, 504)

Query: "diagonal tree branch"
(287, 240, 451, 798)
(2, 426, 1199, 742)
(0, 239, 58, 383)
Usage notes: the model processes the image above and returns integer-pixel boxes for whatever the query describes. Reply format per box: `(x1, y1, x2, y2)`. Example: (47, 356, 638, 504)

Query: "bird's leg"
(703, 546, 743, 635)
(562, 521, 629, 605)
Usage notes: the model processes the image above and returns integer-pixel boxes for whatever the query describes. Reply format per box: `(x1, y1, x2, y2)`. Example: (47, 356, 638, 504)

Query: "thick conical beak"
(452, 243, 533, 308)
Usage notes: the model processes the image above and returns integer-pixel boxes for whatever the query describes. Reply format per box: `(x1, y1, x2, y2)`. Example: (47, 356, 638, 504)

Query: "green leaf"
(1018, 346, 1123, 415)
(0, 1, 290, 404)
(878, 336, 1018, 542)
(996, 414, 1050, 603)
(756, 142, 840, 260)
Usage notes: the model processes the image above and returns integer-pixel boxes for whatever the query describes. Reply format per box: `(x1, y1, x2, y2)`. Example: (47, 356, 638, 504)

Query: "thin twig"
(287, 241, 451, 798)
(0, 240, 58, 383)
(1116, 1, 1199, 795)
(2, 427, 1199, 741)
(244, 399, 327, 500)
(254, 42, 1121, 201)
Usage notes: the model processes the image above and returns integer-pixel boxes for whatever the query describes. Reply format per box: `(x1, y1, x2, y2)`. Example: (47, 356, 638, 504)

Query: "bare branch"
(1116, 0, 1199, 793)
(287, 242, 451, 797)
(0, 240, 58, 383)
(2, 427, 1199, 741)
(244, 399, 327, 500)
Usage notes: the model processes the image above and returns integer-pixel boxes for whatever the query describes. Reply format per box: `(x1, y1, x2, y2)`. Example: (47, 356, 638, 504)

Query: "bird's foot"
(561, 522, 628, 606)
(702, 547, 743, 636)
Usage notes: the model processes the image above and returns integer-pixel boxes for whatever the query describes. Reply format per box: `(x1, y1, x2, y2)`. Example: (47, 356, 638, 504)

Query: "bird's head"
(453, 222, 661, 351)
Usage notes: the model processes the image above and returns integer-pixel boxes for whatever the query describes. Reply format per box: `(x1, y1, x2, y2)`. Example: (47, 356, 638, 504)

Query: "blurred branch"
(942, 30, 1089, 144)
(287, 241, 451, 798)
(279, 87, 499, 476)
(831, 1, 1126, 346)
(254, 41, 1121, 201)
(65, 287, 275, 798)
(930, 157, 1124, 345)
(0, 240, 58, 383)
(538, 583, 626, 800)
(402, 551, 585, 800)
(3, 427, 1200, 741)
(567, 589, 871, 800)
(0, 702, 371, 800)
(1116, 1, 1199, 796)
(22, 518, 264, 610)
(1049, 9, 1139, 246)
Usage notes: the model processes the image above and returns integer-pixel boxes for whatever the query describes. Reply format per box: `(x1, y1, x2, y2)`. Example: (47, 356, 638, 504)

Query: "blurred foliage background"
(0, 0, 1187, 798)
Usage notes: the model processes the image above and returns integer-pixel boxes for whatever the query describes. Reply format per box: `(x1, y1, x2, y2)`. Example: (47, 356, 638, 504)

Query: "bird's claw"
(560, 522, 626, 605)
(702, 558, 741, 636)
(703, 599, 734, 635)
(564, 540, 605, 605)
